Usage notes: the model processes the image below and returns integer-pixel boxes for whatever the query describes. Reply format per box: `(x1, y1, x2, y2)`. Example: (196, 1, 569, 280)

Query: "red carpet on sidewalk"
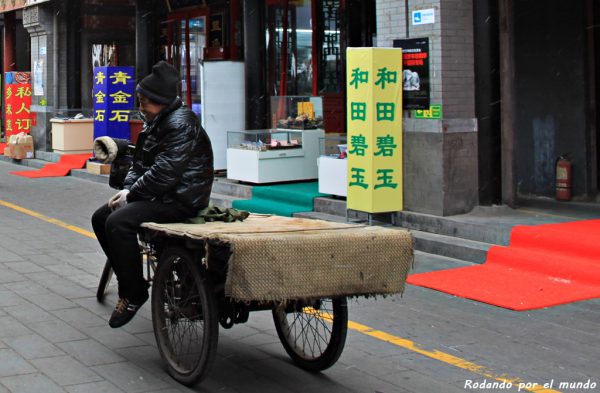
(10, 153, 92, 178)
(407, 220, 600, 310)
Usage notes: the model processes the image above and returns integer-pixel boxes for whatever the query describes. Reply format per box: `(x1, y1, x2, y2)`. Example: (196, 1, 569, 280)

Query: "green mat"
(232, 182, 328, 217)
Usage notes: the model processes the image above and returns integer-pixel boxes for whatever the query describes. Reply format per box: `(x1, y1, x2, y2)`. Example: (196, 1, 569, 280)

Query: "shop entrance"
(161, 8, 208, 117)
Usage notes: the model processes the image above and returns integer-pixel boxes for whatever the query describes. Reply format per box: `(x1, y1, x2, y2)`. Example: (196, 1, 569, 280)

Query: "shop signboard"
(393, 37, 430, 110)
(93, 66, 135, 140)
(4, 72, 32, 139)
(346, 48, 403, 213)
(414, 104, 442, 119)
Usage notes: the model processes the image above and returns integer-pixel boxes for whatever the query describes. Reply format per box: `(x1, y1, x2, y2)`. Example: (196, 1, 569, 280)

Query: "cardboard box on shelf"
(8, 133, 34, 160)
(86, 160, 111, 175)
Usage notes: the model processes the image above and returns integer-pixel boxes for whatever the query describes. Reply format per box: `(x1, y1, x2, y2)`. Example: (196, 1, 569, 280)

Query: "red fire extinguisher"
(556, 155, 572, 201)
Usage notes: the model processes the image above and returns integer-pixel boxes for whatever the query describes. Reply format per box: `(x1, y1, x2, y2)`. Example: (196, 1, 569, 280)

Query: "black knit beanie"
(136, 61, 180, 104)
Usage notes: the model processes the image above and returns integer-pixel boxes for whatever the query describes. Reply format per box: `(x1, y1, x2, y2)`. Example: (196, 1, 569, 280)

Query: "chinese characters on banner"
(4, 72, 32, 140)
(346, 48, 403, 213)
(93, 66, 135, 140)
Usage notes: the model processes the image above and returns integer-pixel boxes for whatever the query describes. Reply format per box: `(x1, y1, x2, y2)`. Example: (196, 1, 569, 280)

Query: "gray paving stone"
(26, 254, 65, 267)
(120, 313, 153, 335)
(4, 281, 50, 295)
(190, 356, 284, 393)
(217, 337, 277, 364)
(230, 331, 282, 348)
(134, 332, 158, 348)
(0, 348, 36, 377)
(19, 291, 77, 311)
(28, 319, 88, 343)
(31, 355, 103, 386)
(57, 339, 126, 366)
(3, 302, 55, 324)
(72, 297, 115, 318)
(3, 334, 65, 359)
(337, 346, 411, 376)
(45, 263, 90, 278)
(145, 389, 195, 393)
(0, 373, 66, 393)
(0, 290, 29, 307)
(0, 316, 34, 338)
(69, 273, 107, 290)
(52, 307, 107, 329)
(92, 362, 171, 393)
(0, 249, 24, 263)
(4, 261, 47, 274)
(65, 381, 125, 393)
(80, 326, 146, 350)
(114, 345, 168, 381)
(0, 270, 27, 284)
(330, 366, 454, 393)
(39, 279, 95, 299)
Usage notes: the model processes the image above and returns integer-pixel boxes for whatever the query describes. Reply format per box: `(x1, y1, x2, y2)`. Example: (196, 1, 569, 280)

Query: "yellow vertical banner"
(346, 48, 403, 213)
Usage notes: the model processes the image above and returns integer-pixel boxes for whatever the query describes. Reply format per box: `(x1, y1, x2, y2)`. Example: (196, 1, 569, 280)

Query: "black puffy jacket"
(123, 98, 214, 211)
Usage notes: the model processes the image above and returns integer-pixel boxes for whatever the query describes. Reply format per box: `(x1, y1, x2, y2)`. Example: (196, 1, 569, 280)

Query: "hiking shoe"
(109, 295, 148, 328)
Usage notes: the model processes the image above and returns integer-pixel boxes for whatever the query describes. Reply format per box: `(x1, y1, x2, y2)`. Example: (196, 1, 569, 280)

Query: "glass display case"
(227, 128, 324, 183)
(270, 96, 324, 130)
(227, 129, 304, 152)
(317, 134, 348, 197)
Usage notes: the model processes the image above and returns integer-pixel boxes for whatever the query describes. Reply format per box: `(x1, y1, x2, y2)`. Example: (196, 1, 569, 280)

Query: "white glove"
(108, 189, 130, 210)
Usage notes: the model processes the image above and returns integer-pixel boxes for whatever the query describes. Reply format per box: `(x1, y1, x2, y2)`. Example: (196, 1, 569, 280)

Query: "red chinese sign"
(4, 72, 32, 139)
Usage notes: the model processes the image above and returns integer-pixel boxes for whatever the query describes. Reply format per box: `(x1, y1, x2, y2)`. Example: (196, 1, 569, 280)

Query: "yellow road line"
(0, 199, 97, 239)
(1, 199, 561, 393)
(347, 319, 561, 393)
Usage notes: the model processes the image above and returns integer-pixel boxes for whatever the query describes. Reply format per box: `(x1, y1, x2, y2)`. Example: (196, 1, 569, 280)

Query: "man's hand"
(108, 190, 130, 210)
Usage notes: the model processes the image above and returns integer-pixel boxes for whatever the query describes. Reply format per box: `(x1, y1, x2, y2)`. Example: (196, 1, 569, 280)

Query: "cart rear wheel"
(152, 247, 219, 386)
(273, 297, 348, 371)
(96, 259, 113, 302)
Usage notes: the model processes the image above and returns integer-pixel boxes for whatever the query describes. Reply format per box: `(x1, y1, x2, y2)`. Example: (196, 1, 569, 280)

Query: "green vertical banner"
(346, 48, 403, 213)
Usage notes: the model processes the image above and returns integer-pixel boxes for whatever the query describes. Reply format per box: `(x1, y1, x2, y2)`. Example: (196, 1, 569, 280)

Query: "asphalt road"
(0, 158, 598, 393)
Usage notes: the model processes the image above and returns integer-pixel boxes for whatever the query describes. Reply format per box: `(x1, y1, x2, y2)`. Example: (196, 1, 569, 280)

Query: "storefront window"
(266, 0, 314, 97)
(318, 0, 341, 93)
(160, 13, 206, 117)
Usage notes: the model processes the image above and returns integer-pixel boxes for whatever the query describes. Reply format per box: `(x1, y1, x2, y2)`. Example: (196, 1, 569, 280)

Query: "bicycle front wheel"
(273, 297, 348, 371)
(151, 246, 219, 386)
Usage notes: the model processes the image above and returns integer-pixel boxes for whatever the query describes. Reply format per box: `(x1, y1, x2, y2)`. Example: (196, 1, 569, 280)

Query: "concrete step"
(295, 211, 494, 264)
(293, 211, 349, 222)
(210, 192, 242, 209)
(411, 229, 492, 264)
(212, 178, 253, 199)
(71, 169, 109, 185)
(312, 196, 511, 245)
(0, 154, 49, 169)
(396, 209, 511, 246)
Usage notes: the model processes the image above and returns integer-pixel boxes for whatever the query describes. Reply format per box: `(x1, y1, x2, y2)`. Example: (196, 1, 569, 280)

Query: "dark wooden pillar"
(244, 0, 267, 129)
(474, 0, 501, 205)
(585, 0, 598, 195)
(67, 0, 81, 109)
(3, 11, 16, 72)
(499, 0, 516, 207)
(135, 0, 159, 84)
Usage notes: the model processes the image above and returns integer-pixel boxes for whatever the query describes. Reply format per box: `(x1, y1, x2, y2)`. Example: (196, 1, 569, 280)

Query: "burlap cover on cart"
(142, 215, 413, 302)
